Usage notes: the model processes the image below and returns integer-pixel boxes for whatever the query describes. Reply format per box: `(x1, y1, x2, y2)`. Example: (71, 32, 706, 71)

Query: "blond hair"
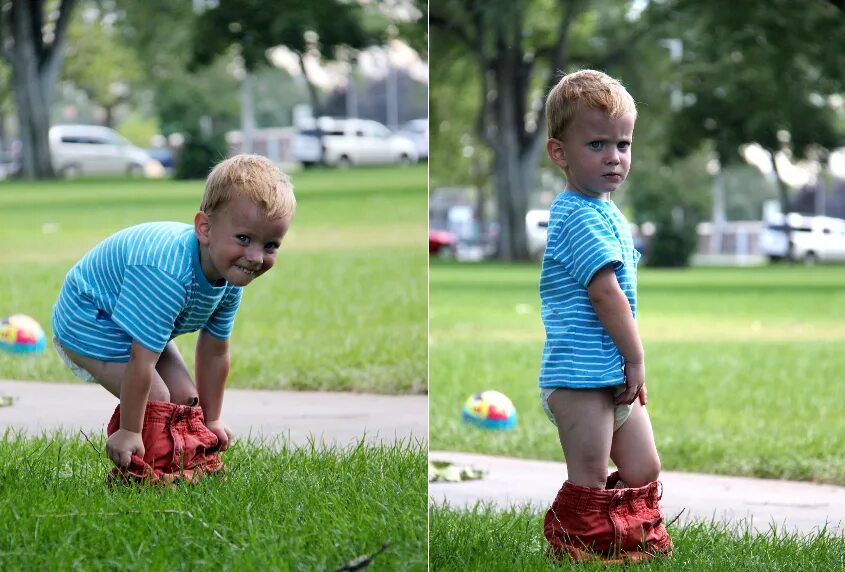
(201, 154, 296, 220)
(546, 70, 637, 140)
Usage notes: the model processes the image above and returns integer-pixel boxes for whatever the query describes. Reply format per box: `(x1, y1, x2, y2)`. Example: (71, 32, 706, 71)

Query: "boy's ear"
(194, 211, 211, 245)
(547, 138, 568, 170)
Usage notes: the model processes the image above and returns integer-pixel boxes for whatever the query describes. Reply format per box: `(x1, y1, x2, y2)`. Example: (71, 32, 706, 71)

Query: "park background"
(0, 1, 429, 570)
(429, 0, 845, 570)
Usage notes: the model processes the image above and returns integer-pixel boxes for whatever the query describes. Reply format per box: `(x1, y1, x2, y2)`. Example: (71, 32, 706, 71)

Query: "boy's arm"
(106, 341, 158, 467)
(196, 329, 232, 449)
(120, 342, 159, 431)
(587, 265, 646, 406)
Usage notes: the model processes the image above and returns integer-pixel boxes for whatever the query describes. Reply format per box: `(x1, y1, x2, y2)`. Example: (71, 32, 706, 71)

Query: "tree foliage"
(111, 0, 240, 135)
(664, 0, 845, 211)
(190, 0, 382, 115)
(62, 7, 143, 127)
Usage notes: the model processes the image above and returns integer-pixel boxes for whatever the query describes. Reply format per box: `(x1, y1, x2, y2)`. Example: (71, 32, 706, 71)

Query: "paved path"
(430, 450, 845, 535)
(0, 380, 427, 448)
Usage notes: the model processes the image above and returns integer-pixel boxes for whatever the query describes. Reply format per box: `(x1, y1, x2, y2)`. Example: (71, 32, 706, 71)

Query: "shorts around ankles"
(107, 400, 224, 484)
(52, 337, 97, 383)
(540, 386, 634, 433)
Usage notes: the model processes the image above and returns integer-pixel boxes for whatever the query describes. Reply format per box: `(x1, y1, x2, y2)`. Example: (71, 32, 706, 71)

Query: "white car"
(526, 209, 550, 260)
(317, 117, 418, 167)
(761, 213, 845, 263)
(49, 124, 163, 178)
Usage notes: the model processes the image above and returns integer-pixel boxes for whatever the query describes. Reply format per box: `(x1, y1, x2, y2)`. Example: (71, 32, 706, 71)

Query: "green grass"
(0, 166, 427, 393)
(430, 262, 845, 484)
(0, 433, 427, 571)
(430, 504, 845, 571)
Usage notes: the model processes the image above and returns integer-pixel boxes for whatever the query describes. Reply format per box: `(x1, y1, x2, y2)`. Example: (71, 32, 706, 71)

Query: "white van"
(761, 213, 845, 263)
(315, 117, 418, 167)
(49, 124, 162, 178)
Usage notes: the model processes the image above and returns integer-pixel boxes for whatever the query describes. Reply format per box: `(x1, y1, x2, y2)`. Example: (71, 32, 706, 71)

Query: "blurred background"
(0, 0, 428, 180)
(430, 0, 845, 267)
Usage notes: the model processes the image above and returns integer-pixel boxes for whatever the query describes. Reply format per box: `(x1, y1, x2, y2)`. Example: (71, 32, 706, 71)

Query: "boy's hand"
(106, 428, 145, 468)
(205, 419, 232, 451)
(616, 361, 645, 405)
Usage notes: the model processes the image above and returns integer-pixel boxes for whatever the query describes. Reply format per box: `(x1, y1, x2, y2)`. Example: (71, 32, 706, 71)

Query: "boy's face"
(547, 107, 635, 200)
(194, 196, 292, 287)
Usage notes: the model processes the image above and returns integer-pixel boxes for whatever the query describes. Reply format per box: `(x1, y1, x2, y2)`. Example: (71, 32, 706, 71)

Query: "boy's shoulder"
(107, 221, 195, 272)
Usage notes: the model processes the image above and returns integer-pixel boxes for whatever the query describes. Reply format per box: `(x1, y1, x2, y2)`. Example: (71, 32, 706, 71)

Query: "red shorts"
(544, 479, 672, 562)
(106, 400, 224, 484)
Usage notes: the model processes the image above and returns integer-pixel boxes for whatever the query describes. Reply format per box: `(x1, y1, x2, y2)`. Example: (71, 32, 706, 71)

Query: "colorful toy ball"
(0, 314, 46, 354)
(462, 390, 517, 430)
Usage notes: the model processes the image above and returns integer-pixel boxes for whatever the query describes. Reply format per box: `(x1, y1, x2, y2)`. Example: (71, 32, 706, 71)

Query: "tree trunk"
(104, 104, 114, 129)
(240, 71, 255, 154)
(297, 51, 322, 117)
(768, 149, 795, 259)
(5, 0, 77, 179)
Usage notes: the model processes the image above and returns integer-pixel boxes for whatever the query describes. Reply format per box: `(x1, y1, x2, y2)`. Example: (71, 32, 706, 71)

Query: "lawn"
(430, 504, 845, 571)
(0, 433, 427, 571)
(0, 166, 427, 394)
(430, 262, 845, 484)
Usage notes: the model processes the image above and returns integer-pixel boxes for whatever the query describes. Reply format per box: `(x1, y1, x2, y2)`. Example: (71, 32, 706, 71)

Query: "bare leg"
(155, 341, 199, 406)
(609, 400, 660, 487)
(547, 387, 615, 489)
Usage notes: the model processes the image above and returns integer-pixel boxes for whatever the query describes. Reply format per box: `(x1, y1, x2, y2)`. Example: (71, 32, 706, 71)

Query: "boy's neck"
(565, 184, 611, 202)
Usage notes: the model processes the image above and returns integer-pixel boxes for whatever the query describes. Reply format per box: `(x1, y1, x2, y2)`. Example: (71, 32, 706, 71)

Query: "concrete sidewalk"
(430, 450, 845, 535)
(0, 380, 427, 447)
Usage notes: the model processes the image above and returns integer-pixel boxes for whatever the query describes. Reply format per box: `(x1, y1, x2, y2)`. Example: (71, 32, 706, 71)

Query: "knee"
(148, 385, 171, 403)
(620, 455, 661, 488)
(567, 452, 614, 489)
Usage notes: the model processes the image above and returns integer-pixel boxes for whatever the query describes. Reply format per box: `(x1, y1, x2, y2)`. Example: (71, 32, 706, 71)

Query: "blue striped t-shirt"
(52, 222, 242, 361)
(538, 192, 641, 388)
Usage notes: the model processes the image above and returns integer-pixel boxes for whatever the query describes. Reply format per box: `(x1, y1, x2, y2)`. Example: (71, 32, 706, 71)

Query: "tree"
(430, 0, 673, 260)
(61, 6, 142, 128)
(665, 0, 845, 218)
(190, 0, 381, 117)
(111, 0, 241, 136)
(0, 0, 78, 179)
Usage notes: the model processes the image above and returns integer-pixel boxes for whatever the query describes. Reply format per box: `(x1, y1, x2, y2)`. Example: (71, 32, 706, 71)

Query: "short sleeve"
(550, 207, 623, 288)
(203, 287, 243, 340)
(111, 265, 188, 353)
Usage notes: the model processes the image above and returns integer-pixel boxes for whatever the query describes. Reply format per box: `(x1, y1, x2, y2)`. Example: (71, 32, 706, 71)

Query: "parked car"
(429, 229, 458, 256)
(145, 147, 175, 176)
(317, 117, 418, 167)
(49, 124, 164, 178)
(291, 125, 324, 167)
(397, 118, 428, 161)
(526, 209, 550, 260)
(761, 213, 845, 263)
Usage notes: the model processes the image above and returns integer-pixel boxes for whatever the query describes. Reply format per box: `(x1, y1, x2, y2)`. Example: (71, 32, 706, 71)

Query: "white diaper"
(52, 337, 97, 383)
(540, 386, 634, 433)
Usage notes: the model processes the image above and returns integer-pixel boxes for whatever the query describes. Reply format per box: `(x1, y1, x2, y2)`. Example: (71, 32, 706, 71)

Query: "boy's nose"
(245, 246, 263, 264)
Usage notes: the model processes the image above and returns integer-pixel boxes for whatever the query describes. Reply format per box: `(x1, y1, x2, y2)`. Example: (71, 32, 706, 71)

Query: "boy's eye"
(264, 242, 280, 253)
(618, 142, 631, 151)
(589, 141, 604, 150)
(236, 235, 250, 245)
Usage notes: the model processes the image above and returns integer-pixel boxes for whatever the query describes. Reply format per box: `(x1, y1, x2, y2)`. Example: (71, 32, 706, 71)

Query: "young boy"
(52, 154, 295, 481)
(538, 70, 672, 561)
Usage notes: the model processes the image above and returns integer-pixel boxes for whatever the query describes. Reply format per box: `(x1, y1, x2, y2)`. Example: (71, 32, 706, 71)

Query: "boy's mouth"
(235, 265, 258, 276)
